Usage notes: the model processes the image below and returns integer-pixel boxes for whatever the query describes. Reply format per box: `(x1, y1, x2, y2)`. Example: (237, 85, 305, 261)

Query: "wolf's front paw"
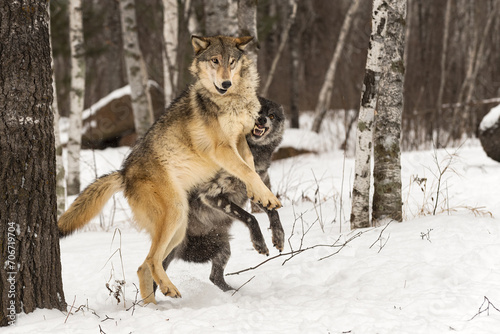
(248, 186, 282, 210)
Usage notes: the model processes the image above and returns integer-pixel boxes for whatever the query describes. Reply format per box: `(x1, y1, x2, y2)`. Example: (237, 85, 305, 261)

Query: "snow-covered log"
(479, 104, 500, 162)
(82, 81, 164, 149)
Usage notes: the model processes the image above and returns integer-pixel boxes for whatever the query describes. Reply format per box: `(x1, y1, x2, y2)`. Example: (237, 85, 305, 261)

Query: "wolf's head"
(247, 97, 285, 148)
(190, 35, 255, 96)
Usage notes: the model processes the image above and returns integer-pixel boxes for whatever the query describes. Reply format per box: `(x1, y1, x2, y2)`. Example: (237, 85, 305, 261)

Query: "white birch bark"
(119, 0, 154, 137)
(205, 0, 238, 36)
(311, 0, 361, 133)
(260, 0, 297, 98)
(350, 0, 386, 229)
(237, 0, 258, 65)
(372, 0, 406, 225)
(162, 0, 178, 107)
(67, 0, 85, 196)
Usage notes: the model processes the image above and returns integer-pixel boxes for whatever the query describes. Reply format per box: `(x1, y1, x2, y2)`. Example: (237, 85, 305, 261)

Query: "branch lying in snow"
(470, 296, 500, 321)
(231, 276, 256, 296)
(226, 217, 368, 276)
(369, 221, 392, 253)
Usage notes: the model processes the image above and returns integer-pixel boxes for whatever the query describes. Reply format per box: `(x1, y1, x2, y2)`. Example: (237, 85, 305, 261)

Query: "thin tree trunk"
(350, 0, 385, 229)
(311, 0, 361, 133)
(67, 0, 85, 195)
(372, 0, 406, 225)
(119, 0, 154, 137)
(461, 2, 497, 136)
(238, 0, 259, 66)
(49, 9, 66, 218)
(204, 0, 238, 36)
(260, 0, 298, 98)
(289, 15, 300, 129)
(0, 1, 66, 326)
(162, 0, 178, 107)
(435, 0, 452, 147)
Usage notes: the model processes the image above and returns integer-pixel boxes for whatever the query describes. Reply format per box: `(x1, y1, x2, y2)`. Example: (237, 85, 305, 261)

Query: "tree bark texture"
(350, 0, 385, 229)
(311, 0, 361, 133)
(67, 0, 85, 195)
(120, 0, 154, 137)
(162, 0, 178, 107)
(0, 1, 66, 326)
(372, 0, 406, 224)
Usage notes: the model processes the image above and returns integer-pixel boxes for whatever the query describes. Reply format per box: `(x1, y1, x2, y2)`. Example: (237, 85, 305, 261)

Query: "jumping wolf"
(58, 35, 281, 305)
(158, 97, 285, 292)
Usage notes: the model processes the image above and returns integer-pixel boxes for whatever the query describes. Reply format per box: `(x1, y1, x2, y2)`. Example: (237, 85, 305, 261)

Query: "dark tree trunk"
(289, 14, 300, 129)
(0, 1, 66, 326)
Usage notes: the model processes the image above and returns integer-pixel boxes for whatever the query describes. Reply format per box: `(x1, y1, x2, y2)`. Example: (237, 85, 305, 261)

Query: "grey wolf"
(58, 35, 281, 305)
(158, 97, 285, 292)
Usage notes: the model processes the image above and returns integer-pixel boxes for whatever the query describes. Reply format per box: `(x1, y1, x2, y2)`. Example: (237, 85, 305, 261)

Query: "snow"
(479, 104, 500, 132)
(6, 125, 500, 333)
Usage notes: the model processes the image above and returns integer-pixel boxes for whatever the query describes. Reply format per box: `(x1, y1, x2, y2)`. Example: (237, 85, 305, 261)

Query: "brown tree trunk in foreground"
(0, 1, 66, 326)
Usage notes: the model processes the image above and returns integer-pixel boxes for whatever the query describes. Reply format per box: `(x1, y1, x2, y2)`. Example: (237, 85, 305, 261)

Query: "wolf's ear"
(235, 36, 254, 51)
(191, 35, 210, 55)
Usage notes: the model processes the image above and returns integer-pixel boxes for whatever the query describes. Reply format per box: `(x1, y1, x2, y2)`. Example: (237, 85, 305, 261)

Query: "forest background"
(50, 0, 500, 151)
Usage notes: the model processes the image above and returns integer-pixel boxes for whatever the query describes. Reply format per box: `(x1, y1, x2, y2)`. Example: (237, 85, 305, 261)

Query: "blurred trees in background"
(49, 0, 500, 150)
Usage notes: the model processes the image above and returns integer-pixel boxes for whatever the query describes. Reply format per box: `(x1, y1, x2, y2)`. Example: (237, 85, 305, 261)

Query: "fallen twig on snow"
(470, 296, 500, 321)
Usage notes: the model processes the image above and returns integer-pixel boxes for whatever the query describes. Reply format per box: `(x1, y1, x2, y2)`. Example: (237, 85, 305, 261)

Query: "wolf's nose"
(221, 81, 232, 89)
(257, 115, 267, 124)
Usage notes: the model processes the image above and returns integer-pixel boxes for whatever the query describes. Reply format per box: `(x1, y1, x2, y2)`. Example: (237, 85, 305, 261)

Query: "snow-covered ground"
(6, 122, 500, 333)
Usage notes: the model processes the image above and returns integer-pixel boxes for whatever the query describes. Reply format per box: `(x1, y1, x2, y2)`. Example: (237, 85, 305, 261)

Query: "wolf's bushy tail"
(58, 172, 124, 236)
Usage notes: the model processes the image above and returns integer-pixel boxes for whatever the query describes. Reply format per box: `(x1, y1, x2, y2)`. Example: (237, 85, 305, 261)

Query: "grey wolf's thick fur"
(57, 36, 281, 304)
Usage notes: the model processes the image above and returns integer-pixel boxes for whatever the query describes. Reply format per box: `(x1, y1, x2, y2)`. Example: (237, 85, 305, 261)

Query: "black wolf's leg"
(258, 171, 285, 251)
(209, 238, 234, 291)
(265, 207, 284, 252)
(201, 194, 269, 256)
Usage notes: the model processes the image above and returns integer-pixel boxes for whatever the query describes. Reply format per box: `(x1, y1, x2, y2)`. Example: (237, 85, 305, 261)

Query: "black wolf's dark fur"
(157, 97, 285, 292)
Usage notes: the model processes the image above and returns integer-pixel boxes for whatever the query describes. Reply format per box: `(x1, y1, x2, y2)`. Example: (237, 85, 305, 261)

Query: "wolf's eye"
(269, 114, 275, 120)
(230, 59, 235, 66)
(212, 58, 219, 65)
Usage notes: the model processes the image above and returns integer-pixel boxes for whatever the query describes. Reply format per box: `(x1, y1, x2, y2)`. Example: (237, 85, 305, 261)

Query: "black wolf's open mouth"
(214, 84, 227, 95)
(252, 124, 269, 137)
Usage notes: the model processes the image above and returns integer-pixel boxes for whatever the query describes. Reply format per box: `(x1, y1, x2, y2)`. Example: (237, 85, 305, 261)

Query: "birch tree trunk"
(162, 0, 178, 107)
(260, 0, 297, 98)
(0, 1, 66, 326)
(372, 0, 406, 225)
(67, 0, 85, 195)
(204, 0, 238, 36)
(237, 0, 258, 65)
(350, 0, 385, 229)
(311, 0, 361, 133)
(120, 0, 154, 137)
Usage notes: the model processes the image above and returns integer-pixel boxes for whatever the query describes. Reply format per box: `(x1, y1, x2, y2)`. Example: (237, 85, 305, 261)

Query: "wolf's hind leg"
(201, 194, 269, 256)
(209, 236, 234, 291)
(130, 180, 187, 302)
